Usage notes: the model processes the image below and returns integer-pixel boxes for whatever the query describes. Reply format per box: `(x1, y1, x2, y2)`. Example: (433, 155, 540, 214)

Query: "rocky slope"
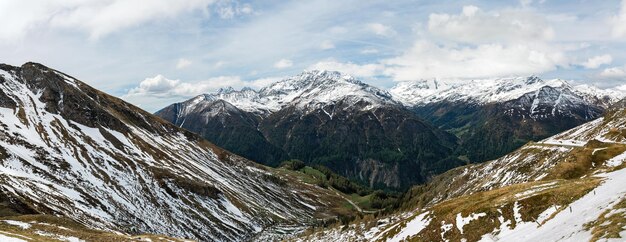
(157, 71, 461, 189)
(391, 76, 623, 162)
(296, 99, 626, 242)
(0, 63, 349, 241)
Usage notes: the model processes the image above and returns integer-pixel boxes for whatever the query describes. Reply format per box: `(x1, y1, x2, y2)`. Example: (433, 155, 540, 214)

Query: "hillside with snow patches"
(0, 63, 350, 241)
(296, 100, 626, 242)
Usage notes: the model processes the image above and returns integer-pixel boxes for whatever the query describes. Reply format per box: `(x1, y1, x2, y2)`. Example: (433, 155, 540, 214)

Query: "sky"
(1, 0, 626, 112)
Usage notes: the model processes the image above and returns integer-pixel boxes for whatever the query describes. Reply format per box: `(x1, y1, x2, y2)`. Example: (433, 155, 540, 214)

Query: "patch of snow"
(515, 181, 558, 199)
(606, 151, 626, 167)
(592, 147, 608, 155)
(2, 220, 31, 229)
(456, 212, 486, 234)
(440, 221, 453, 242)
(481, 168, 626, 241)
(0, 233, 27, 242)
(59, 236, 85, 242)
(388, 212, 431, 242)
(540, 139, 586, 147)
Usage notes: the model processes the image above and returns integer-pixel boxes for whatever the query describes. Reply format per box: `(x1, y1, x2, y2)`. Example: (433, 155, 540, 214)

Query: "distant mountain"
(390, 76, 624, 162)
(157, 73, 623, 189)
(156, 96, 288, 167)
(390, 76, 623, 107)
(0, 63, 349, 241)
(157, 70, 461, 189)
(298, 95, 626, 242)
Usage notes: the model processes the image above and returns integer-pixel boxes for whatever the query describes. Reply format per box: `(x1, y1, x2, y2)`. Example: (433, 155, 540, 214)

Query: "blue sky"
(1, 0, 626, 111)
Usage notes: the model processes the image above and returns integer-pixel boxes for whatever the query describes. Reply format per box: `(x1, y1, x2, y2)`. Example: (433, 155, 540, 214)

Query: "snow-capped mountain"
(157, 70, 460, 189)
(390, 76, 624, 108)
(390, 76, 621, 163)
(299, 97, 626, 242)
(256, 70, 397, 111)
(157, 72, 624, 188)
(174, 70, 397, 117)
(0, 63, 348, 241)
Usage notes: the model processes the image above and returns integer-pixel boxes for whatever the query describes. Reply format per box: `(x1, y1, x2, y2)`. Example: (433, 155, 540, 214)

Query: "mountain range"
(1, 62, 624, 242)
(157, 71, 623, 189)
(157, 71, 463, 189)
(392, 76, 623, 162)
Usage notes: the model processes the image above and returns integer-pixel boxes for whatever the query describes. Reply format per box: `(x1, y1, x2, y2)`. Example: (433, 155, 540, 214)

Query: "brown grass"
(584, 198, 626, 242)
(0, 214, 192, 242)
(377, 177, 601, 242)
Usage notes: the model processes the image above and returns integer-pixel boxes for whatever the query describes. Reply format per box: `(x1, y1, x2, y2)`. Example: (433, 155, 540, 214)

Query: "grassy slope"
(295, 138, 626, 241)
(0, 215, 189, 242)
(274, 165, 388, 213)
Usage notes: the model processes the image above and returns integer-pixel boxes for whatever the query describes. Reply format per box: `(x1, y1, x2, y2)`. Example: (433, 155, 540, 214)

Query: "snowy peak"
(258, 69, 395, 110)
(216, 86, 236, 94)
(390, 75, 621, 107)
(524, 75, 542, 84)
(510, 85, 601, 120)
(162, 70, 397, 116)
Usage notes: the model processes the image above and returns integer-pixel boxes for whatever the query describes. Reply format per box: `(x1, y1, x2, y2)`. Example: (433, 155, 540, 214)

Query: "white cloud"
(50, 0, 216, 39)
(428, 5, 554, 44)
(381, 5, 570, 81)
(239, 4, 254, 14)
(600, 65, 626, 78)
(176, 58, 193, 69)
(274, 59, 293, 69)
(0, 0, 216, 40)
(612, 0, 626, 38)
(123, 74, 280, 111)
(383, 41, 567, 80)
(581, 54, 612, 69)
(367, 23, 396, 37)
(125, 73, 284, 100)
(320, 40, 335, 50)
(308, 59, 383, 78)
(126, 74, 244, 98)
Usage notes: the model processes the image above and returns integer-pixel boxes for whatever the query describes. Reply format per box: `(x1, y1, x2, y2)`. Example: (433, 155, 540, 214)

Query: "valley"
(0, 63, 624, 241)
(2, 1, 625, 241)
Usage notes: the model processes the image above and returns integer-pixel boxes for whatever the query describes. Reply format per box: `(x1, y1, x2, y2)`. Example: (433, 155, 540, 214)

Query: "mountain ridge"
(156, 71, 622, 188)
(390, 76, 623, 108)
(0, 62, 350, 241)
